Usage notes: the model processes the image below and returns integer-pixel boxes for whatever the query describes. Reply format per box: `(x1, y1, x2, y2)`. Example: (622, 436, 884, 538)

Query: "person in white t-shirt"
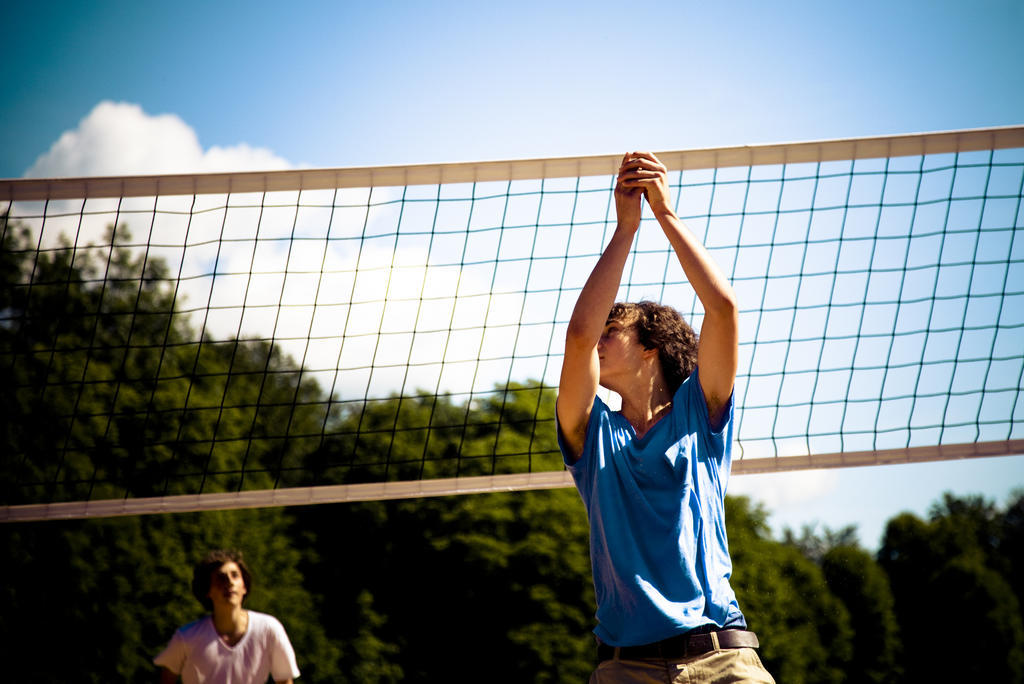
(155, 549, 300, 684)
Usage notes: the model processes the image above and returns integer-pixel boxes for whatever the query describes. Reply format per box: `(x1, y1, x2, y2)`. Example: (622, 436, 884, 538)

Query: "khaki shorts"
(590, 646, 776, 684)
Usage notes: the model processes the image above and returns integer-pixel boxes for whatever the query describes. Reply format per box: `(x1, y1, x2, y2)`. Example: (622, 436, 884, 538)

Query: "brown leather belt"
(597, 629, 760, 662)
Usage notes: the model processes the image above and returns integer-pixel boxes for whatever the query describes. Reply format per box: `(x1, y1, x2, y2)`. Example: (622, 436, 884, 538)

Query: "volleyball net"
(2, 126, 1023, 521)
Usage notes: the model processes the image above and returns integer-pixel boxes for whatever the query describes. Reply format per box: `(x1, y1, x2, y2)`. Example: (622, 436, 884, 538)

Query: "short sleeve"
(561, 396, 608, 469)
(682, 367, 734, 460)
(269, 618, 301, 681)
(153, 629, 186, 674)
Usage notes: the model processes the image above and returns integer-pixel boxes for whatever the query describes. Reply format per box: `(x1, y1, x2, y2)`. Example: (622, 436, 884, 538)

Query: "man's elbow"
(564, 320, 596, 349)
(707, 289, 738, 323)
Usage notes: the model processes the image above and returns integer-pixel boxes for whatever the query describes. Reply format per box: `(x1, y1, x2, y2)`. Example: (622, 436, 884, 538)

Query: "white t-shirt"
(154, 611, 300, 684)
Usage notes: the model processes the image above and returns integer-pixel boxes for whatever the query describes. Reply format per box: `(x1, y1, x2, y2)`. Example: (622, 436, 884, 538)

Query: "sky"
(3, 0, 1023, 548)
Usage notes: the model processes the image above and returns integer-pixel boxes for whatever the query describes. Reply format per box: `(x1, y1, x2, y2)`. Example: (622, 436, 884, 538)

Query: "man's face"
(208, 561, 247, 610)
(597, 320, 648, 388)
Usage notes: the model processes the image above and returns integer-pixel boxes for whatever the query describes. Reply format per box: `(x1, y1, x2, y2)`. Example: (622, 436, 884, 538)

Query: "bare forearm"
(565, 225, 636, 344)
(558, 159, 644, 458)
(651, 206, 737, 318)
(618, 151, 738, 420)
(654, 202, 738, 419)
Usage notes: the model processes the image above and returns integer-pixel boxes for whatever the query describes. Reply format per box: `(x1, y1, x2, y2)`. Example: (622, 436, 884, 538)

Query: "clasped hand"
(614, 151, 672, 231)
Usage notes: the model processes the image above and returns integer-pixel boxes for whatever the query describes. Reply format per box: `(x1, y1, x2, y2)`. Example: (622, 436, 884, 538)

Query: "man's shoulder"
(176, 615, 213, 639)
(577, 394, 620, 438)
(246, 610, 287, 634)
(672, 367, 729, 426)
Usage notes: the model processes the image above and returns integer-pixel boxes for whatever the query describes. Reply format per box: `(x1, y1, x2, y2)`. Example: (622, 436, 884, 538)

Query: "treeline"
(2, 221, 1023, 682)
(5, 479, 1023, 682)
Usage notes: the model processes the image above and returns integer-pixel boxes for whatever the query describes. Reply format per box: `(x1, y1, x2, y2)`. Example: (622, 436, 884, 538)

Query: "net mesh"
(2, 127, 1023, 520)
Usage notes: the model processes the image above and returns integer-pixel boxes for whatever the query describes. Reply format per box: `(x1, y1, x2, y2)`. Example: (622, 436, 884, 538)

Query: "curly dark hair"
(191, 549, 253, 611)
(607, 300, 698, 394)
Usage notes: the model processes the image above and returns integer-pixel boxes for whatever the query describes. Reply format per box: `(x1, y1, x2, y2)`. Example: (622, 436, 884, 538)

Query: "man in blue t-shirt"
(557, 152, 774, 682)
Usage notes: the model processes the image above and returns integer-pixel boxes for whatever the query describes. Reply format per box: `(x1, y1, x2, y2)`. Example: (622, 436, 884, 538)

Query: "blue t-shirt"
(559, 368, 746, 646)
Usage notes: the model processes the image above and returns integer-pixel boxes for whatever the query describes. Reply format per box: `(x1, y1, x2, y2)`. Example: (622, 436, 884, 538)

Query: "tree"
(293, 386, 595, 682)
(0, 508, 343, 683)
(821, 544, 902, 683)
(727, 496, 854, 684)
(879, 494, 1024, 682)
(783, 522, 859, 563)
(1002, 490, 1024, 622)
(1, 219, 340, 682)
(10, 213, 1024, 681)
(1, 219, 329, 504)
(783, 522, 903, 683)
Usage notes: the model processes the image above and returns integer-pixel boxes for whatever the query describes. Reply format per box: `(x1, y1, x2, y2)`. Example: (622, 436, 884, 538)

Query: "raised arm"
(557, 155, 643, 462)
(619, 152, 739, 429)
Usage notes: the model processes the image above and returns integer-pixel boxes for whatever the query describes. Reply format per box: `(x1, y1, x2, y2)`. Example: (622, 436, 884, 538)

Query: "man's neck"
(211, 606, 249, 646)
(619, 380, 673, 439)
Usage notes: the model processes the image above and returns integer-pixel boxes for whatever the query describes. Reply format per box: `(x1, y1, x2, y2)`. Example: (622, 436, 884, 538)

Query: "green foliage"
(0, 509, 341, 683)
(1, 220, 337, 681)
(1002, 489, 1024, 614)
(1, 220, 327, 504)
(727, 496, 853, 684)
(879, 492, 1024, 683)
(304, 382, 561, 486)
(293, 386, 595, 682)
(821, 545, 902, 683)
(784, 522, 859, 563)
(5, 215, 1024, 682)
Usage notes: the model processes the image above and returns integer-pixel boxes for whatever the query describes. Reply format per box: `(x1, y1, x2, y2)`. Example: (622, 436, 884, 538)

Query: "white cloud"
(24, 100, 291, 178)
(13, 102, 544, 399)
(180, 238, 534, 400)
(10, 102, 578, 402)
(729, 468, 840, 510)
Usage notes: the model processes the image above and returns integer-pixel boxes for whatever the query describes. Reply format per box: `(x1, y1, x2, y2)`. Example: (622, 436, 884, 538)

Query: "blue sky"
(6, 0, 1024, 176)
(3, 0, 1023, 547)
